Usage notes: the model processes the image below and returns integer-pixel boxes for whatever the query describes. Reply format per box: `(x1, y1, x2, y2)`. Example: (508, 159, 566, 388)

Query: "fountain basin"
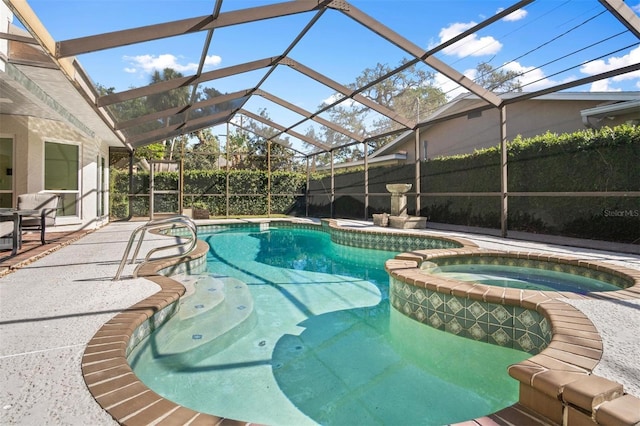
(386, 183, 412, 194)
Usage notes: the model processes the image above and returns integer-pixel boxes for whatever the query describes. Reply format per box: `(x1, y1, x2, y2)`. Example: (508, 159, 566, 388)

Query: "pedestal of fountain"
(385, 183, 427, 229)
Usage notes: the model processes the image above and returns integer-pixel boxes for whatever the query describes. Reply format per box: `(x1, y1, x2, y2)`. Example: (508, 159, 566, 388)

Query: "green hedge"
(111, 125, 638, 243)
(110, 169, 306, 218)
(308, 124, 640, 243)
(428, 125, 639, 242)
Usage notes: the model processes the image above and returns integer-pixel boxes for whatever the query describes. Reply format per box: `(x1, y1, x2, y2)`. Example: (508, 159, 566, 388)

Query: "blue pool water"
(129, 226, 529, 425)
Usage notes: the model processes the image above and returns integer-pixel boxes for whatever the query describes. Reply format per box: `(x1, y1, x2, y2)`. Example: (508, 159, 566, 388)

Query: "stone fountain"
(385, 183, 427, 229)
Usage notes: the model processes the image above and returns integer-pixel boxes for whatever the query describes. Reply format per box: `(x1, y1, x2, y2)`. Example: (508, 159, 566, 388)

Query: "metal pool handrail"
(113, 215, 198, 281)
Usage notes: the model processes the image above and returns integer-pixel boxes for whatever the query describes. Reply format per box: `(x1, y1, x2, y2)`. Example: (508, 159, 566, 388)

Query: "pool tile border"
(81, 220, 640, 426)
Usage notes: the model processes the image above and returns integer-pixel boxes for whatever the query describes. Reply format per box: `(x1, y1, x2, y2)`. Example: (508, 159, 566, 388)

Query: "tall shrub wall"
(110, 169, 305, 218)
(306, 164, 417, 218)
(421, 152, 501, 228)
(506, 125, 639, 241)
(307, 124, 639, 243)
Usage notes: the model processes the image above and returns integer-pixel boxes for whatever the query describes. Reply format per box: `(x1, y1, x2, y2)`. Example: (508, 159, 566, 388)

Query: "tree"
(134, 144, 166, 162)
(235, 109, 298, 171)
(97, 84, 166, 165)
(193, 86, 238, 119)
(182, 129, 221, 170)
(308, 58, 447, 164)
(147, 68, 190, 114)
(101, 68, 300, 171)
(474, 61, 523, 93)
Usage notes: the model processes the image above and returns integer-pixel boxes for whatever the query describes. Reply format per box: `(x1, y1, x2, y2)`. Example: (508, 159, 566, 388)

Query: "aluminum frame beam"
(598, 0, 640, 39)
(129, 110, 231, 147)
(282, 57, 415, 129)
(254, 89, 365, 143)
(97, 57, 277, 107)
(229, 122, 307, 156)
(6, 0, 639, 156)
(55, 0, 325, 58)
(114, 89, 252, 131)
(239, 109, 332, 152)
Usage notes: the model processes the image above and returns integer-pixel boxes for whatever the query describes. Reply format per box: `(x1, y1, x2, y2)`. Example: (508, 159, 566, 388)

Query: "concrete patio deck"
(0, 219, 638, 425)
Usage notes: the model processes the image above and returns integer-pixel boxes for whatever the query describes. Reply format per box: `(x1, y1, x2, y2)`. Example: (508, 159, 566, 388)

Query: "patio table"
(0, 209, 39, 255)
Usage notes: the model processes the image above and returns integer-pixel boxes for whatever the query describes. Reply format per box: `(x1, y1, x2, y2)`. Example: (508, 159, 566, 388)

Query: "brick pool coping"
(81, 220, 640, 426)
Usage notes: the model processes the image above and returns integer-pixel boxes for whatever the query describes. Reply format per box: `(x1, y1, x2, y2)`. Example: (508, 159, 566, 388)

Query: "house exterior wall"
(1, 113, 110, 230)
(404, 99, 634, 161)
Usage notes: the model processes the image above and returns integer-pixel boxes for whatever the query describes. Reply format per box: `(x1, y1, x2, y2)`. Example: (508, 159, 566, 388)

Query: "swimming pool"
(128, 225, 529, 425)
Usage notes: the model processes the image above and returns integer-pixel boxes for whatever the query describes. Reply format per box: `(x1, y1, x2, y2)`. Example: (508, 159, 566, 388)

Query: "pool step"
(152, 274, 256, 365)
(177, 274, 226, 321)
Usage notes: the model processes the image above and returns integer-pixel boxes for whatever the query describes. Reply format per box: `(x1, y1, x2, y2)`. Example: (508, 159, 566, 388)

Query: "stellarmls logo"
(603, 209, 640, 217)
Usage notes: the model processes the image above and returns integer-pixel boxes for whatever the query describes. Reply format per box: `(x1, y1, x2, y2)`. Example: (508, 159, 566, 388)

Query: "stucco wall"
(402, 99, 633, 161)
(0, 114, 110, 230)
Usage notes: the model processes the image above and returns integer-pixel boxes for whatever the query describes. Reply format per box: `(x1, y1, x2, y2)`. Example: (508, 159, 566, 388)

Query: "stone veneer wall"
(390, 277, 552, 354)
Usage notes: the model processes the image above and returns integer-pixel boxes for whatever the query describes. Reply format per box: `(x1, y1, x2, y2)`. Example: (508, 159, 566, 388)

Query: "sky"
(12, 0, 640, 149)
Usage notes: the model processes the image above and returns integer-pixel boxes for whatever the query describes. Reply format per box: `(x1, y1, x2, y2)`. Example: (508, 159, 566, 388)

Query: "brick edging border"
(81, 240, 254, 425)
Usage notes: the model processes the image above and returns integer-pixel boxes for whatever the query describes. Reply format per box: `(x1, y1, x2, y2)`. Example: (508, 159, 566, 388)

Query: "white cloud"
(633, 3, 640, 14)
(123, 53, 221, 75)
(321, 93, 362, 111)
(203, 55, 221, 67)
(501, 61, 573, 91)
(580, 45, 640, 83)
(434, 69, 476, 100)
(322, 93, 343, 106)
(589, 79, 622, 92)
(497, 7, 528, 22)
(435, 22, 502, 58)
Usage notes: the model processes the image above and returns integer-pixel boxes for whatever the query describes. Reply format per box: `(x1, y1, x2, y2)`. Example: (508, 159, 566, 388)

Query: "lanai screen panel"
(241, 96, 305, 129)
(259, 64, 345, 117)
(196, 68, 270, 100)
(189, 95, 249, 121)
(11, 0, 640, 154)
(204, 11, 315, 63)
(25, 1, 214, 92)
(419, 0, 640, 95)
(285, 9, 418, 151)
(288, 10, 410, 86)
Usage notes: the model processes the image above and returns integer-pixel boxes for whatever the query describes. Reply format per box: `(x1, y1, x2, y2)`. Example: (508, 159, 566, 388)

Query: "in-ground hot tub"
(387, 250, 635, 354)
(418, 253, 629, 294)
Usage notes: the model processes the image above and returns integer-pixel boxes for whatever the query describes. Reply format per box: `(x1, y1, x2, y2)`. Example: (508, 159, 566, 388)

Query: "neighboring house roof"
(314, 153, 408, 172)
(581, 98, 640, 127)
(370, 91, 640, 158)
